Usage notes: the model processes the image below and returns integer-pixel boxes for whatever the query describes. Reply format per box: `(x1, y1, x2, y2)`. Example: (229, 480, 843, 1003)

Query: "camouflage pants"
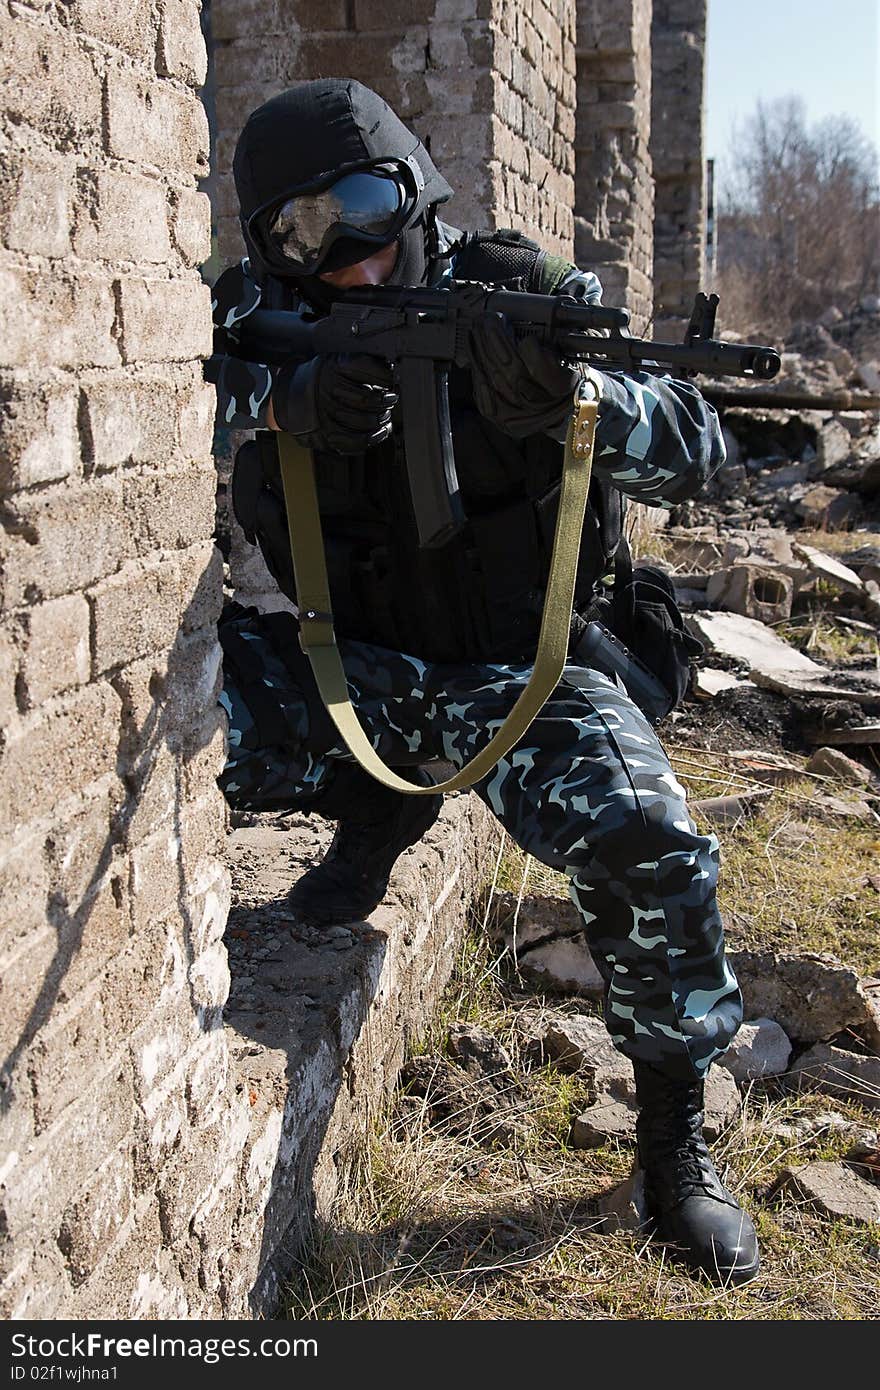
(218, 608, 741, 1081)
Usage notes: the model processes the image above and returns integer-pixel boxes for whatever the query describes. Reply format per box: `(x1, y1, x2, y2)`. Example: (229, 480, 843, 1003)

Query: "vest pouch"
(608, 562, 703, 721)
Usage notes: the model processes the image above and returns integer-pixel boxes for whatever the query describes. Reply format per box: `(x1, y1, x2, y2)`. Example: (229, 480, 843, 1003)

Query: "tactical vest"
(232, 229, 623, 665)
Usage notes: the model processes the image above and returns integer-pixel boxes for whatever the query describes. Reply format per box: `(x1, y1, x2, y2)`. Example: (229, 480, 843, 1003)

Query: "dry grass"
(282, 813, 880, 1320)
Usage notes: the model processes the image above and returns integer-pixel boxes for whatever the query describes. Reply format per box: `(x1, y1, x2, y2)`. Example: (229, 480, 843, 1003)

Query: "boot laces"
(639, 1087, 719, 1198)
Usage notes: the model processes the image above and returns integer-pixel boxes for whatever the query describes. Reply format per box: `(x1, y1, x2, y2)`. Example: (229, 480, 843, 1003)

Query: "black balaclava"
(233, 79, 453, 309)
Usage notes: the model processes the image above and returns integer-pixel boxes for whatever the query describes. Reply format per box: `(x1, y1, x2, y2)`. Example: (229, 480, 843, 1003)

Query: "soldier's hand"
(271, 354, 398, 453)
(469, 315, 583, 438)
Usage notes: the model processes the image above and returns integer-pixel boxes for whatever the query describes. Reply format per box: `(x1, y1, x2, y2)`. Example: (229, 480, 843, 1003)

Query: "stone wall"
(650, 0, 707, 330)
(574, 0, 654, 332)
(0, 0, 229, 1317)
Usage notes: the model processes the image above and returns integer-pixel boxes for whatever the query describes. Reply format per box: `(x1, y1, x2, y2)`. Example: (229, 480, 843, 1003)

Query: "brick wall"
(0, 0, 236, 1317)
(574, 0, 654, 332)
(650, 0, 707, 331)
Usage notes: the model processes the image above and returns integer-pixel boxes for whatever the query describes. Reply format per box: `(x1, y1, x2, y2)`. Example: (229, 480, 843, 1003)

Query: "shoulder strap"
(276, 385, 600, 794)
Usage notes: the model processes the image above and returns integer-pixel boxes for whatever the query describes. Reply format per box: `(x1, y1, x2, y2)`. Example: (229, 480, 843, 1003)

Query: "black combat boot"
(633, 1060, 760, 1286)
(289, 763, 443, 924)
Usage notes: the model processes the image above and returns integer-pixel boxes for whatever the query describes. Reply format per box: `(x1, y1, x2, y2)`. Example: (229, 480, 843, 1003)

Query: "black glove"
(468, 314, 582, 438)
(272, 354, 398, 454)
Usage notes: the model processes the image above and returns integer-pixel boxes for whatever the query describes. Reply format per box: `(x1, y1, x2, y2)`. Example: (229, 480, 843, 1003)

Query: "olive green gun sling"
(277, 381, 599, 795)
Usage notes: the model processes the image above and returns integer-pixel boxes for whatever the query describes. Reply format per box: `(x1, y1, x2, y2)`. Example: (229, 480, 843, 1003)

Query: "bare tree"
(714, 97, 880, 335)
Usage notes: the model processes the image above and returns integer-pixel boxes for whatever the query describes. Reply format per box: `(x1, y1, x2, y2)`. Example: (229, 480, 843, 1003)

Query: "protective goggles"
(246, 155, 425, 277)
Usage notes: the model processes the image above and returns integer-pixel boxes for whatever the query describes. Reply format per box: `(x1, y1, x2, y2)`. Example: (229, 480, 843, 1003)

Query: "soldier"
(210, 78, 760, 1286)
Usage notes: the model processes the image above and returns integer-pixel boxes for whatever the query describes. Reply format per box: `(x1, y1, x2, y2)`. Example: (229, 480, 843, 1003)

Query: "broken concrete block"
(489, 891, 604, 997)
(778, 1161, 880, 1225)
(806, 746, 873, 787)
(807, 724, 880, 747)
(791, 543, 866, 595)
(805, 793, 876, 823)
(815, 419, 853, 472)
(750, 667, 880, 704)
(705, 562, 793, 624)
(719, 1018, 792, 1083)
(726, 950, 874, 1043)
(722, 535, 752, 564)
(542, 1016, 628, 1083)
(572, 1093, 638, 1147)
(749, 530, 796, 565)
(856, 360, 880, 394)
(693, 668, 750, 699)
(686, 611, 824, 678)
(726, 749, 806, 786)
(690, 790, 773, 826)
(788, 1043, 880, 1109)
(796, 484, 861, 529)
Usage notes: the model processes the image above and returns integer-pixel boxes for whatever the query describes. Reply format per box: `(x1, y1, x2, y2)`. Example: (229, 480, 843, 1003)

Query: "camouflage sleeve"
(553, 269, 726, 507)
(210, 259, 275, 429)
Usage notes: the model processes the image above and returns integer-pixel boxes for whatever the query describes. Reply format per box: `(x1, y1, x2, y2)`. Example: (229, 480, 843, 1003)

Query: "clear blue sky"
(706, 0, 879, 174)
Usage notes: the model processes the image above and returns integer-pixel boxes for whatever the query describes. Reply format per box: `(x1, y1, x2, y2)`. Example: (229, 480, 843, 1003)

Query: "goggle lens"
(267, 170, 404, 269)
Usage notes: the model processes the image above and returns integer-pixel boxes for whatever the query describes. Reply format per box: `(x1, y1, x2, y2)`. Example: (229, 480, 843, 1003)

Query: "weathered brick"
(182, 713, 226, 798)
(73, 170, 171, 265)
(105, 68, 209, 176)
(101, 911, 184, 1045)
(117, 277, 213, 364)
(0, 622, 20, 729)
(177, 376, 217, 459)
(128, 829, 187, 933)
(0, 1062, 131, 1242)
(0, 682, 122, 833)
(111, 627, 222, 769)
(177, 542, 224, 633)
(57, 1145, 132, 1286)
(210, 0, 280, 41)
(168, 188, 211, 269)
(0, 152, 72, 258)
(0, 378, 79, 492)
(53, 875, 131, 1005)
(0, 927, 59, 1058)
(28, 983, 107, 1132)
(187, 853, 231, 960)
(0, 268, 118, 370)
(88, 557, 184, 675)
(187, 941, 230, 1015)
(0, 1241, 68, 1320)
(66, 0, 156, 61)
(0, 831, 47, 951)
(0, 18, 102, 153)
(157, 0, 209, 85)
(43, 784, 117, 912)
(81, 375, 180, 474)
(212, 42, 284, 92)
(122, 465, 216, 554)
(0, 478, 131, 606)
(353, 0, 434, 26)
(121, 740, 182, 847)
(20, 593, 90, 707)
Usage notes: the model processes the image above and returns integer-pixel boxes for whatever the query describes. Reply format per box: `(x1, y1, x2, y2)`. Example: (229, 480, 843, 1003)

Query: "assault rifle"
(220, 284, 780, 549)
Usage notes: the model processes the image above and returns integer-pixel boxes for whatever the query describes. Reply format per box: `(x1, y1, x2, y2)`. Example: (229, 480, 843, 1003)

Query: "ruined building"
(0, 0, 707, 1318)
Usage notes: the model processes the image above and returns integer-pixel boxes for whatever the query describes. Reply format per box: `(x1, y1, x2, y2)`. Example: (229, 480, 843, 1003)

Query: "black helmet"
(233, 79, 453, 303)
